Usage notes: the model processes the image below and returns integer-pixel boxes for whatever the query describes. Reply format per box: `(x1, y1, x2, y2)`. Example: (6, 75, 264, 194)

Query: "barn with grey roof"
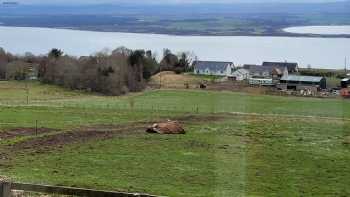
(279, 75, 326, 90)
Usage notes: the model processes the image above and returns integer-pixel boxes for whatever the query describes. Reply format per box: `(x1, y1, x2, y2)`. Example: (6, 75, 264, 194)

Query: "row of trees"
(300, 68, 347, 79)
(0, 47, 195, 95)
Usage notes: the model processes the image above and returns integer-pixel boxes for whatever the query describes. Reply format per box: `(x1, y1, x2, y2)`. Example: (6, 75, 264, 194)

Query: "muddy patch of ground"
(0, 127, 59, 140)
(9, 123, 148, 153)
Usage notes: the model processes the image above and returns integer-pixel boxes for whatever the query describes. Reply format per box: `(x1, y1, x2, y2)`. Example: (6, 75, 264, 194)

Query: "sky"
(9, 0, 347, 5)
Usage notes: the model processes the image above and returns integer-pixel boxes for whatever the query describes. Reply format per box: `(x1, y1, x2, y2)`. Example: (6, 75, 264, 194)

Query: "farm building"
(278, 75, 327, 91)
(262, 61, 298, 73)
(243, 64, 270, 78)
(230, 68, 250, 81)
(193, 61, 235, 76)
(249, 78, 274, 86)
(243, 64, 288, 79)
(341, 78, 350, 88)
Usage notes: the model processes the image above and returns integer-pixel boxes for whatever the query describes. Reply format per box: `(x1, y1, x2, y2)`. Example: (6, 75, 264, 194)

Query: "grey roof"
(233, 68, 250, 75)
(244, 64, 275, 74)
(281, 75, 324, 83)
(194, 61, 233, 72)
(263, 62, 298, 71)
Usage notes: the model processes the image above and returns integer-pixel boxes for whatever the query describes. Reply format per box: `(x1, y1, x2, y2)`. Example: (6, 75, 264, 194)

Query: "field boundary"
(0, 182, 161, 197)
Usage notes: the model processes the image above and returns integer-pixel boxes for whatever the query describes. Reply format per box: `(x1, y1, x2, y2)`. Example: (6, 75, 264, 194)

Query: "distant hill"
(0, 1, 349, 15)
(2, 1, 19, 6)
(0, 1, 349, 37)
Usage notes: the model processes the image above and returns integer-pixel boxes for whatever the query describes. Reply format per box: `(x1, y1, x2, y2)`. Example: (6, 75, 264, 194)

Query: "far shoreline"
(1, 24, 350, 39)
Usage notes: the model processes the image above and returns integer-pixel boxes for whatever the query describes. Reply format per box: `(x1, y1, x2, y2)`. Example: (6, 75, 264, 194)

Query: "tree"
(0, 48, 9, 79)
(0, 46, 153, 96)
(163, 48, 171, 58)
(160, 52, 179, 72)
(112, 47, 132, 56)
(48, 48, 64, 59)
(143, 50, 159, 80)
(128, 50, 145, 66)
(176, 52, 191, 73)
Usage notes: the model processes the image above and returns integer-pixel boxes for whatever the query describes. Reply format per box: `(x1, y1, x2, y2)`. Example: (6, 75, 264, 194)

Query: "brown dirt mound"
(149, 71, 201, 88)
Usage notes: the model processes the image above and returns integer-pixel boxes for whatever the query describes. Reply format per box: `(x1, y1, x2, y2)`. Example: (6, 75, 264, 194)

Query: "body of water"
(0, 26, 349, 69)
(284, 26, 350, 35)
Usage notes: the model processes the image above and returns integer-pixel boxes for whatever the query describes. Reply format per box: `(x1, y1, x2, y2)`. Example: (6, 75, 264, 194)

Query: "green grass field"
(0, 81, 350, 197)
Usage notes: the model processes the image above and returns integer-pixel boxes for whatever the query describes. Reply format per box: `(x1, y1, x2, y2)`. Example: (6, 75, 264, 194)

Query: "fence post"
(0, 182, 11, 197)
(35, 120, 38, 136)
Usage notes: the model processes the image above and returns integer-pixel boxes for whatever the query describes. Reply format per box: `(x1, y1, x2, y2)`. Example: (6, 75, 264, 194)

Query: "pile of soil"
(149, 71, 201, 89)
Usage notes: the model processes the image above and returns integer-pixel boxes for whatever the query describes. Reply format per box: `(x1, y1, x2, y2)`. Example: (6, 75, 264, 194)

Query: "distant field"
(0, 81, 350, 196)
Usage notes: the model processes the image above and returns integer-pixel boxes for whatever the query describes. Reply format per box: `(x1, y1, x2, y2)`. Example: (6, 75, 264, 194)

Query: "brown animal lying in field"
(146, 121, 185, 134)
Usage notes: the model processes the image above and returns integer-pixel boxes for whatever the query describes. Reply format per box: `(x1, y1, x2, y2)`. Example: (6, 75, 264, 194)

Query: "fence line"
(0, 182, 161, 197)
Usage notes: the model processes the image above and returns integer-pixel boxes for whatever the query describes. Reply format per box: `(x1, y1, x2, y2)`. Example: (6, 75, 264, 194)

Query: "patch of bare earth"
(8, 123, 148, 153)
(0, 128, 58, 140)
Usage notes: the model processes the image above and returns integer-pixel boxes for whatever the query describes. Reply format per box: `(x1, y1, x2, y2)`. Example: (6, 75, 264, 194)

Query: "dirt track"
(0, 128, 58, 140)
(6, 124, 147, 153)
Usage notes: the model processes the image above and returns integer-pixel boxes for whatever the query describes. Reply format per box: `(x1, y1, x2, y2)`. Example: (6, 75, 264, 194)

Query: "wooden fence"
(0, 182, 161, 197)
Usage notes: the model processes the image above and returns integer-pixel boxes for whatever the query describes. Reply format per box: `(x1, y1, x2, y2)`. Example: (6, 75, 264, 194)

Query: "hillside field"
(0, 81, 350, 197)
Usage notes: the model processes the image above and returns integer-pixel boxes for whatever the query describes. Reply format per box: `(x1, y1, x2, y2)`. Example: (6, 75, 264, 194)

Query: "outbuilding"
(341, 78, 350, 88)
(279, 75, 326, 90)
(231, 68, 250, 81)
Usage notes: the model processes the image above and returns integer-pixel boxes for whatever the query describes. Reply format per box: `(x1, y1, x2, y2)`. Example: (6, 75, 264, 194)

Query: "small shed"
(231, 68, 250, 81)
(341, 78, 350, 88)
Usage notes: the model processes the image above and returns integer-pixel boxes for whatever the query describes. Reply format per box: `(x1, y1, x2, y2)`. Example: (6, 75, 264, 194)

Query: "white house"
(231, 68, 250, 81)
(193, 61, 235, 76)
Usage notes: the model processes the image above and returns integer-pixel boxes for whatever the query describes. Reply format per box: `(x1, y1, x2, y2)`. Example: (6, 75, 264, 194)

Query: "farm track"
(0, 128, 59, 140)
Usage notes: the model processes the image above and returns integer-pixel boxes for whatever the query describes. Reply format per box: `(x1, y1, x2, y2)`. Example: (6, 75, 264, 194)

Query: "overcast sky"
(11, 0, 347, 5)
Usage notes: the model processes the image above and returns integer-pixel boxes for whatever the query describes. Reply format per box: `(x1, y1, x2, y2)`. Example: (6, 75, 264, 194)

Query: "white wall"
(194, 64, 234, 76)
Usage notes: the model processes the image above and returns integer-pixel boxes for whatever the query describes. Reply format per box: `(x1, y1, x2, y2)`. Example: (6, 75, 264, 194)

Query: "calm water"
(284, 26, 350, 35)
(0, 26, 349, 69)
